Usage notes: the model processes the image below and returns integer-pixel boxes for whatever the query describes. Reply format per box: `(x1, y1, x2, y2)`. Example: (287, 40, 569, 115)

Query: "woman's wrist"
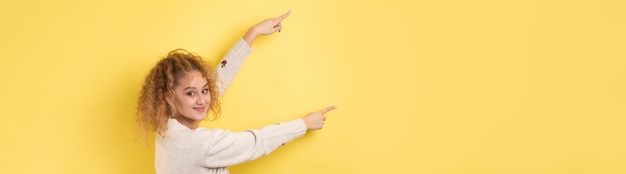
(303, 118, 313, 130)
(242, 26, 259, 46)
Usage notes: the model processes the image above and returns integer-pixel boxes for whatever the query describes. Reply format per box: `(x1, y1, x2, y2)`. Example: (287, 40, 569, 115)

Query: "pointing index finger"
(276, 10, 291, 21)
(319, 105, 337, 114)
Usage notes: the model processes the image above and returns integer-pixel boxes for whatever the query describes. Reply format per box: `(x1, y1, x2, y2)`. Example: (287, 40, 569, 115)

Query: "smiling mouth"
(193, 107, 206, 112)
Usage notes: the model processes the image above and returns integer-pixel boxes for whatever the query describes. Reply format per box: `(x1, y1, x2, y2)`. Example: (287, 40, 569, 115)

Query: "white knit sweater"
(155, 38, 308, 174)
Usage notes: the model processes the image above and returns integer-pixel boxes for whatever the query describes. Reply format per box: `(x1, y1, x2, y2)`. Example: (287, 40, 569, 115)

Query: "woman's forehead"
(177, 71, 208, 88)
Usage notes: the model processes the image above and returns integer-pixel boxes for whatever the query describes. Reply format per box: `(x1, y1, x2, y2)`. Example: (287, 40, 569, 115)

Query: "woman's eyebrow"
(184, 83, 208, 90)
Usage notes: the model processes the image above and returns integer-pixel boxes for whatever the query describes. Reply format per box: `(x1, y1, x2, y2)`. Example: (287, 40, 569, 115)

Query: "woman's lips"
(194, 107, 206, 112)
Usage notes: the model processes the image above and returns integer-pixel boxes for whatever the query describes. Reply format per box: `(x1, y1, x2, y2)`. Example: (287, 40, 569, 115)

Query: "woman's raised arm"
(216, 11, 291, 96)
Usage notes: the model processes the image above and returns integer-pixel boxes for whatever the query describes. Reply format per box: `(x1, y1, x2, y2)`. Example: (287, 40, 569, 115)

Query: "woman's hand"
(303, 106, 337, 130)
(243, 11, 291, 45)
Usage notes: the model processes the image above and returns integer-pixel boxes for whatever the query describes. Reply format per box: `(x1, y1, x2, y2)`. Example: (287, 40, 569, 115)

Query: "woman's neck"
(174, 116, 200, 129)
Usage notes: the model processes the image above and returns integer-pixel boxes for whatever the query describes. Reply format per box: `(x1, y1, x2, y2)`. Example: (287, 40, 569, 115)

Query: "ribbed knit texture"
(155, 118, 307, 174)
(217, 38, 252, 96)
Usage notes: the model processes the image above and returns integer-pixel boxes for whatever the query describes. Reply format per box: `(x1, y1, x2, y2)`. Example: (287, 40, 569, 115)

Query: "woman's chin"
(193, 115, 206, 121)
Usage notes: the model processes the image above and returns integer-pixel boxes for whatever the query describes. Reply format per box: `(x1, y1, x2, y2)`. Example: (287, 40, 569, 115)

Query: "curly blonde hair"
(137, 49, 221, 138)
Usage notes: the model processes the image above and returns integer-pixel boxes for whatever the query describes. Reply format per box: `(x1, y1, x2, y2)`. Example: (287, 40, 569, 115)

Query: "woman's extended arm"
(202, 106, 336, 167)
(216, 11, 291, 96)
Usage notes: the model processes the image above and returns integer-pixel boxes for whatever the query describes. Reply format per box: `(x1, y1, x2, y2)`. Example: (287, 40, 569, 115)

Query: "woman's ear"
(165, 92, 177, 117)
(165, 92, 174, 105)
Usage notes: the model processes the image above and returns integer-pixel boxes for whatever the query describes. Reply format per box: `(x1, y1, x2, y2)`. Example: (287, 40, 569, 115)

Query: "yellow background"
(0, 0, 624, 173)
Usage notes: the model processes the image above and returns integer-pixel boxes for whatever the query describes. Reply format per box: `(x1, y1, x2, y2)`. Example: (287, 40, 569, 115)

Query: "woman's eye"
(202, 89, 208, 94)
(187, 92, 195, 96)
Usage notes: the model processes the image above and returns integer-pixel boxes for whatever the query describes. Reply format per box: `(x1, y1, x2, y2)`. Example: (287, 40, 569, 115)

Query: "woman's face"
(167, 70, 210, 125)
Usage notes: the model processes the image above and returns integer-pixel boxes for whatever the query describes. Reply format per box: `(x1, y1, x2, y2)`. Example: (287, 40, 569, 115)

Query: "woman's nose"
(196, 94, 207, 105)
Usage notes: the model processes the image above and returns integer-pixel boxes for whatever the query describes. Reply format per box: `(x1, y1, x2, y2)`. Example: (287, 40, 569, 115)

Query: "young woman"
(136, 11, 336, 174)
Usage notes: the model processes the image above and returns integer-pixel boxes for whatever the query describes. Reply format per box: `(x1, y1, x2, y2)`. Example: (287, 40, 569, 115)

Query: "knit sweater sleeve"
(216, 38, 252, 97)
(202, 118, 307, 168)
